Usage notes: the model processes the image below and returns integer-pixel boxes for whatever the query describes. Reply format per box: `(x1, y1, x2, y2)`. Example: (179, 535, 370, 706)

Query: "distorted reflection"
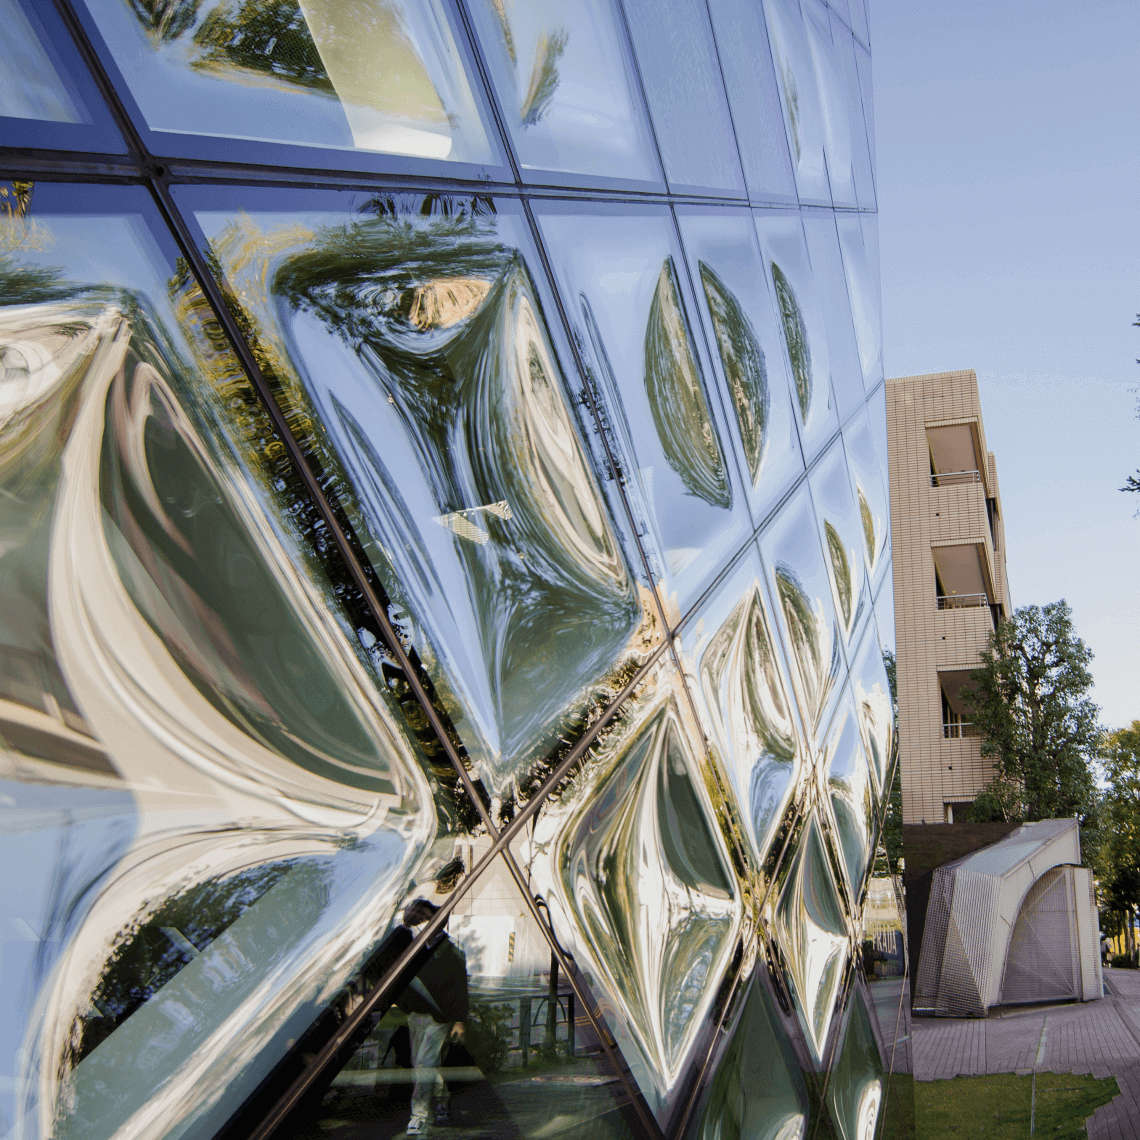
(825, 989, 884, 1140)
(512, 661, 742, 1120)
(0, 185, 461, 1140)
(646, 258, 731, 509)
(760, 487, 842, 740)
(535, 203, 749, 616)
(80, 0, 495, 162)
(761, 0, 829, 203)
(810, 439, 868, 644)
(771, 263, 811, 423)
(686, 970, 809, 1140)
(849, 629, 894, 793)
(842, 408, 889, 579)
(753, 212, 836, 462)
(772, 815, 849, 1063)
(822, 700, 875, 904)
(278, 855, 643, 1140)
(699, 261, 768, 484)
(465, 0, 659, 182)
(675, 208, 804, 517)
(0, 0, 86, 122)
(697, 581, 801, 865)
(187, 191, 646, 802)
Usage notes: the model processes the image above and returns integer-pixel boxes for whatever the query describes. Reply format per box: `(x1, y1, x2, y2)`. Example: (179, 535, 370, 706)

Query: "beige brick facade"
(886, 370, 1012, 825)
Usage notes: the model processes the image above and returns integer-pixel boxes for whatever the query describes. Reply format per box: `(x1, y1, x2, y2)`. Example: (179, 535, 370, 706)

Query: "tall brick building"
(886, 369, 1011, 825)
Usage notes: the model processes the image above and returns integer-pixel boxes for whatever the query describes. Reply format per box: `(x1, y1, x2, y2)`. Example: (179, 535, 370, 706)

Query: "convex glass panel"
(536, 201, 752, 621)
(465, 0, 660, 187)
(508, 656, 744, 1124)
(0, 182, 479, 1140)
(76, 0, 500, 168)
(181, 188, 651, 806)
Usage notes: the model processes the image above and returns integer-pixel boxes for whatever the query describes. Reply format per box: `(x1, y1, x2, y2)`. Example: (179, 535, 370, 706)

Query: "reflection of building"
(914, 819, 1102, 1017)
(886, 369, 1011, 824)
(2, 2, 904, 1140)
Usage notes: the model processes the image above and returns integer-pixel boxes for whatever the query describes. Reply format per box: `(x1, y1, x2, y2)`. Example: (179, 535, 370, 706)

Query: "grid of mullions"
(0, 1, 908, 1140)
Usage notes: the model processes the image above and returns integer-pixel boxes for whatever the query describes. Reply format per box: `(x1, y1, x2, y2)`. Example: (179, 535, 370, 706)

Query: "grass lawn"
(903, 1071, 1119, 1139)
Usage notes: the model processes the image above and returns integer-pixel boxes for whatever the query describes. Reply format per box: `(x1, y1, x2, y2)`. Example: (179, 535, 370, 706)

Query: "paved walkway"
(911, 968, 1140, 1138)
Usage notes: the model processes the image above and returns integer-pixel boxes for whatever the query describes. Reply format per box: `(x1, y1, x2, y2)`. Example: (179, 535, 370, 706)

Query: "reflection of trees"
(823, 520, 852, 628)
(126, 0, 203, 43)
(168, 253, 484, 833)
(700, 588, 798, 864)
(73, 862, 297, 1064)
(771, 263, 811, 420)
(520, 29, 568, 126)
(193, 0, 333, 90)
(774, 563, 831, 727)
(857, 486, 875, 562)
(699, 262, 768, 484)
(265, 196, 639, 794)
(645, 258, 730, 508)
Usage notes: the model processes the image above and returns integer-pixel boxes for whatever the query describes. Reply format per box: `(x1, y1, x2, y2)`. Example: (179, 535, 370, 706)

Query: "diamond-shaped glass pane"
(685, 970, 811, 1140)
(773, 813, 849, 1062)
(182, 188, 650, 799)
(826, 988, 886, 1140)
(510, 658, 743, 1120)
(822, 696, 875, 904)
(677, 548, 805, 870)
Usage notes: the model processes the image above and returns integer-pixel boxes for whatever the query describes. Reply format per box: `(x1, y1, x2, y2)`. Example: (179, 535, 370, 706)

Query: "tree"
(963, 600, 1099, 821)
(1101, 723, 1140, 963)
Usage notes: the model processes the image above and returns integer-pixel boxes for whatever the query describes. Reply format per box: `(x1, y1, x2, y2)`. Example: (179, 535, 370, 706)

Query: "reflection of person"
(396, 899, 469, 1136)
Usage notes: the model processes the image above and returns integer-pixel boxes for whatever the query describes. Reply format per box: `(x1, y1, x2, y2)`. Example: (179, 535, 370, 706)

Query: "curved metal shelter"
(914, 819, 1103, 1018)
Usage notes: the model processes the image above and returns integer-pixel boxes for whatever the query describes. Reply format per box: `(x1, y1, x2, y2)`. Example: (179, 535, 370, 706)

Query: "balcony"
(937, 592, 988, 610)
(943, 721, 983, 739)
(930, 469, 981, 488)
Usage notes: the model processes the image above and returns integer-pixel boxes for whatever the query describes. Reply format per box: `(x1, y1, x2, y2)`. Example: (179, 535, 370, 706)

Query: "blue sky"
(871, 0, 1140, 729)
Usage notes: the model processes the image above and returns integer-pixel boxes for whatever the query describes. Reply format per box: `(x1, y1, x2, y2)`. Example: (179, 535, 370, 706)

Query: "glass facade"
(0, 2, 907, 1139)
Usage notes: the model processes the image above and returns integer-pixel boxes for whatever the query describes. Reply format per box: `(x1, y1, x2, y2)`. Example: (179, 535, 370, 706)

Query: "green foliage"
(193, 0, 333, 92)
(964, 601, 1098, 821)
(463, 1000, 514, 1074)
(965, 772, 1025, 823)
(914, 1072, 1118, 1140)
(1099, 721, 1140, 927)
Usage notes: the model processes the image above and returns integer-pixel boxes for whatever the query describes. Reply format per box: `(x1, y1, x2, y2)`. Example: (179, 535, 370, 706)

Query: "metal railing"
(937, 592, 989, 610)
(931, 469, 981, 487)
(943, 722, 982, 739)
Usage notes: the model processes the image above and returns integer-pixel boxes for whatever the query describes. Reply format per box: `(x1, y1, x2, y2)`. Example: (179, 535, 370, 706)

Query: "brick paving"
(911, 969, 1140, 1137)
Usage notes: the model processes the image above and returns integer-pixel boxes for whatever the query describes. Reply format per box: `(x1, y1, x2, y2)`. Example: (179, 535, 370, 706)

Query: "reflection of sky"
(0, 781, 136, 1121)
(875, 0, 1140, 727)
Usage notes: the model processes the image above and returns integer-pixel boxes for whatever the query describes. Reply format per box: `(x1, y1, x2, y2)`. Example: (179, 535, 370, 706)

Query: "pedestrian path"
(911, 968, 1140, 1138)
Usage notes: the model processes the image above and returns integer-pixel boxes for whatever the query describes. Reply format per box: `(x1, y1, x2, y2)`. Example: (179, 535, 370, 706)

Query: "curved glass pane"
(685, 970, 811, 1140)
(705, 0, 797, 203)
(753, 210, 838, 463)
(509, 657, 744, 1123)
(809, 436, 869, 649)
(822, 695, 875, 906)
(535, 201, 752, 620)
(0, 182, 468, 1140)
(676, 548, 806, 874)
(465, 0, 659, 186)
(770, 814, 849, 1063)
(675, 206, 805, 520)
(760, 0, 830, 204)
(825, 987, 886, 1140)
(77, 0, 499, 167)
(622, 0, 745, 195)
(180, 187, 651, 805)
(758, 485, 843, 744)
